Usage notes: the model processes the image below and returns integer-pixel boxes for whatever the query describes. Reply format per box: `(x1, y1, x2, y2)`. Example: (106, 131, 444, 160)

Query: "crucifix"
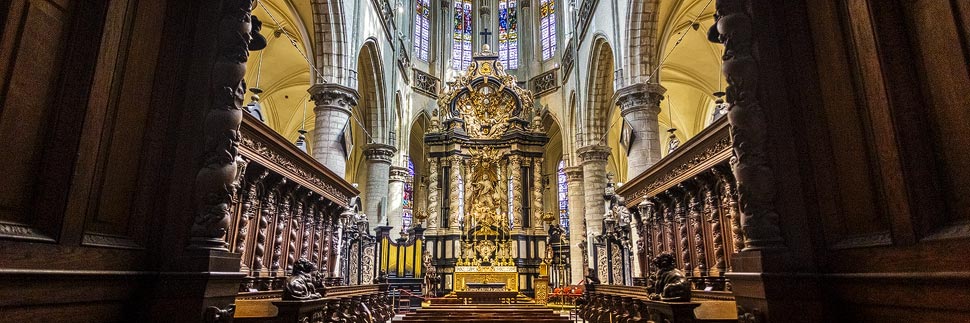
(479, 27, 493, 44)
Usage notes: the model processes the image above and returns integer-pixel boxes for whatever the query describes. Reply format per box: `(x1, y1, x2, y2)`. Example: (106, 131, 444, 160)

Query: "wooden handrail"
(616, 117, 730, 208)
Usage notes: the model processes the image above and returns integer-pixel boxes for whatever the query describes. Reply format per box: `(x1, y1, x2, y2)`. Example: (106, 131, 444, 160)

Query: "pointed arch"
(584, 37, 616, 145)
(311, 0, 351, 85)
(355, 39, 388, 144)
(625, 0, 661, 85)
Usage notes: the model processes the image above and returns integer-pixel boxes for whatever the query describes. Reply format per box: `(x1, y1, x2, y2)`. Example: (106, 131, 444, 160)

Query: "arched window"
(403, 158, 415, 229)
(498, 0, 518, 69)
(557, 160, 569, 230)
(413, 0, 431, 61)
(452, 0, 473, 70)
(539, 0, 557, 60)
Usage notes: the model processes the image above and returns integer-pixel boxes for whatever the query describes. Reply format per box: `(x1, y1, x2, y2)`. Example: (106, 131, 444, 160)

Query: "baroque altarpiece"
(417, 49, 552, 296)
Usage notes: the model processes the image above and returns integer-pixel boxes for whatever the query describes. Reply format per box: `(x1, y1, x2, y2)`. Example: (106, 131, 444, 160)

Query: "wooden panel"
(904, 0, 970, 234)
(68, 0, 164, 250)
(0, 0, 73, 241)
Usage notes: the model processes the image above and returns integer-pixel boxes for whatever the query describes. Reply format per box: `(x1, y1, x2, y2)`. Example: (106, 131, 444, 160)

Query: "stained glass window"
(557, 160, 569, 230)
(403, 158, 415, 230)
(413, 0, 431, 61)
(452, 0, 473, 70)
(498, 0, 519, 69)
(539, 0, 557, 60)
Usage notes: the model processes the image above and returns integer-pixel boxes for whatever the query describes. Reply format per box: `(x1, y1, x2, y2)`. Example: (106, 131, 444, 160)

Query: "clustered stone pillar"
(387, 165, 409, 239)
(565, 166, 587, 283)
(578, 145, 611, 261)
(363, 144, 396, 227)
(614, 83, 665, 177)
(309, 84, 359, 175)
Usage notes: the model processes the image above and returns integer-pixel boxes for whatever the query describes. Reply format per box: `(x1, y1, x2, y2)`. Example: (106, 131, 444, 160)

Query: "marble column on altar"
(364, 144, 396, 227)
(449, 155, 464, 230)
(309, 84, 359, 175)
(565, 166, 586, 283)
(579, 145, 611, 259)
(387, 165, 409, 239)
(508, 155, 523, 229)
(427, 158, 440, 229)
(614, 83, 664, 177)
(532, 157, 544, 230)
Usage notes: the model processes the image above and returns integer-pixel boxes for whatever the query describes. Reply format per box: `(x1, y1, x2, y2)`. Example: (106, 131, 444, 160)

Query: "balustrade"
(619, 118, 740, 291)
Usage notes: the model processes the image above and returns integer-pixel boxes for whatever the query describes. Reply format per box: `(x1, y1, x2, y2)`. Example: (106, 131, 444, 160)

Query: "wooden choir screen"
(234, 113, 356, 291)
(619, 119, 739, 291)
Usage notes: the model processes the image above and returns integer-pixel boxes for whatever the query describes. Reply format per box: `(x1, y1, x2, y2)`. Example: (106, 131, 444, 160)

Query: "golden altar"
(453, 265, 518, 292)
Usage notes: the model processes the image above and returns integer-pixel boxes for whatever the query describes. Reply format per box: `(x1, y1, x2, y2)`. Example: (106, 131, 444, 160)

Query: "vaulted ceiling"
(244, 0, 316, 149)
(656, 0, 722, 155)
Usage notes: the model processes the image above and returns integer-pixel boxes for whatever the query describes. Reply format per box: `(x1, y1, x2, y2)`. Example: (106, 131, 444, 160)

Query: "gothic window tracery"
(413, 0, 431, 61)
(557, 159, 568, 230)
(498, 0, 519, 69)
(452, 0, 473, 70)
(539, 0, 557, 60)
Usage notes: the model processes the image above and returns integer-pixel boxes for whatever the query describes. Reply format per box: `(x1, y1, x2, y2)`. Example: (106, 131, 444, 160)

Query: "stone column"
(578, 145, 611, 252)
(614, 83, 665, 177)
(387, 165, 409, 239)
(309, 84, 359, 176)
(363, 144, 396, 227)
(565, 166, 586, 283)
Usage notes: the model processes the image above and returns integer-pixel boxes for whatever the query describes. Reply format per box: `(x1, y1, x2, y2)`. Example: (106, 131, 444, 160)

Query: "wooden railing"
(579, 284, 737, 323)
(235, 284, 392, 323)
(231, 113, 359, 292)
(618, 118, 742, 290)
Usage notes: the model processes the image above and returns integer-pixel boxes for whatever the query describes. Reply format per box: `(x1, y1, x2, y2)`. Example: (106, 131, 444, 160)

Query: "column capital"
(578, 145, 612, 163)
(564, 166, 584, 181)
(309, 83, 359, 113)
(389, 166, 410, 182)
(614, 83, 666, 117)
(363, 143, 397, 163)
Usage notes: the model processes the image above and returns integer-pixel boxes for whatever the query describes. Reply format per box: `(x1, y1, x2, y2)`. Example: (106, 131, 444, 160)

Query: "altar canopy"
(421, 48, 551, 296)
